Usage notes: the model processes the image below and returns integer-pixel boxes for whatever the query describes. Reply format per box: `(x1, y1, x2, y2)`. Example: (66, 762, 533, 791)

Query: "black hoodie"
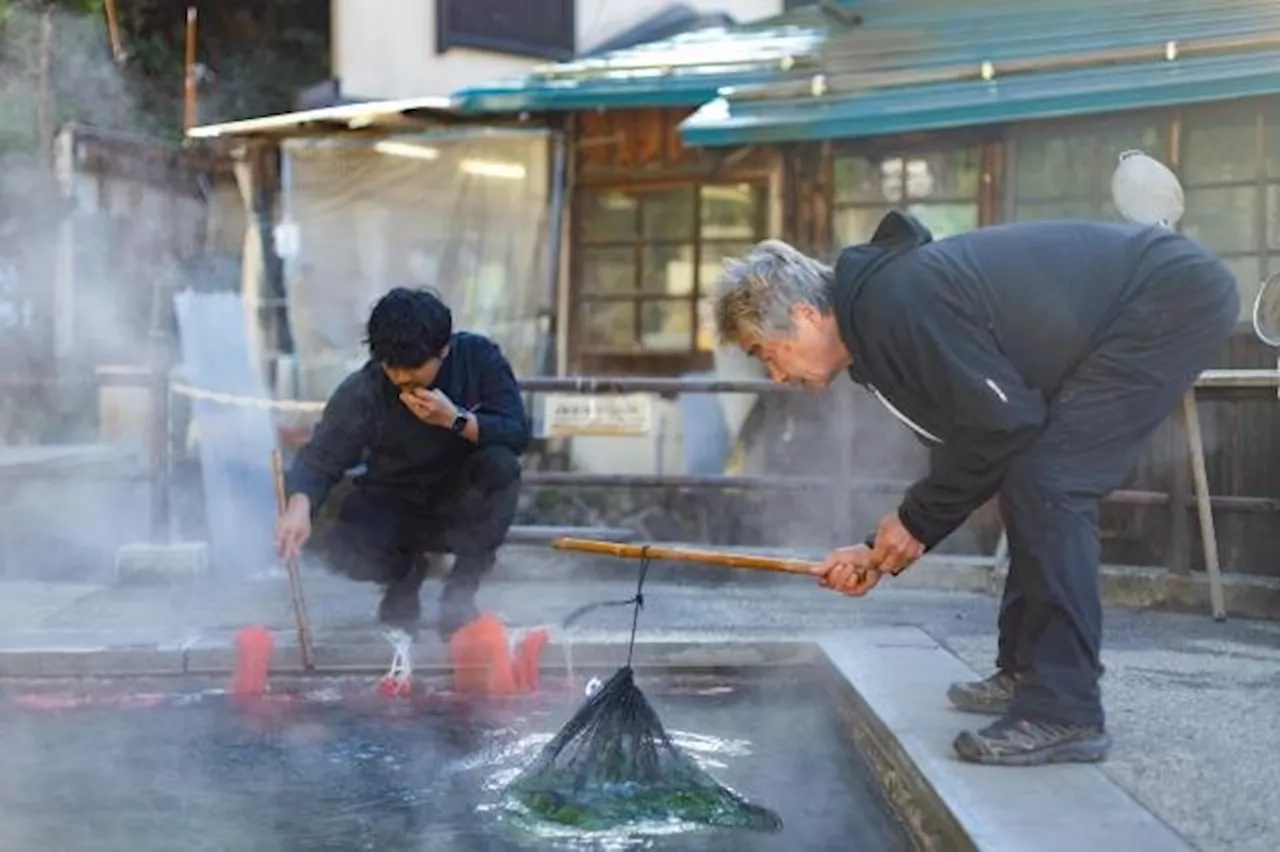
(832, 212, 1198, 549)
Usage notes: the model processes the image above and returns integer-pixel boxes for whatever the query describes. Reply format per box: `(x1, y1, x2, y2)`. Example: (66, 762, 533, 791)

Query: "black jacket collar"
(829, 211, 934, 386)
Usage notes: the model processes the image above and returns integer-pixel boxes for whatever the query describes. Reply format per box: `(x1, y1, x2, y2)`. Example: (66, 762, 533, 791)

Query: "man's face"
(739, 306, 841, 390)
(382, 345, 449, 392)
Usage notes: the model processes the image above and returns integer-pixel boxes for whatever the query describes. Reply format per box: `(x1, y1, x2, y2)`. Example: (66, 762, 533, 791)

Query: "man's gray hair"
(713, 239, 834, 344)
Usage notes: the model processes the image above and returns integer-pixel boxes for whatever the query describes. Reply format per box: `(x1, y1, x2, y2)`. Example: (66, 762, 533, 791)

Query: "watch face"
(452, 413, 467, 433)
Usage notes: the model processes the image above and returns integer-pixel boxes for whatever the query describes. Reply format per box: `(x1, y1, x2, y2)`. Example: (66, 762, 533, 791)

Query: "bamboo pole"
(103, 0, 125, 64)
(183, 7, 198, 132)
(271, 450, 316, 670)
(551, 537, 825, 578)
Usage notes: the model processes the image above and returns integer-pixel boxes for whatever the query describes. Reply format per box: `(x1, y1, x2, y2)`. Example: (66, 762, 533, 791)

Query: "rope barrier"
(169, 381, 325, 413)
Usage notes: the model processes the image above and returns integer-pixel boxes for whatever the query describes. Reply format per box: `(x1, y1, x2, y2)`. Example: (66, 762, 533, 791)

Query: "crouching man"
(712, 213, 1236, 766)
(275, 287, 530, 641)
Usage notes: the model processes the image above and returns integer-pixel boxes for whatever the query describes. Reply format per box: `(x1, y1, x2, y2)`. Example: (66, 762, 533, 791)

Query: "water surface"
(0, 671, 913, 851)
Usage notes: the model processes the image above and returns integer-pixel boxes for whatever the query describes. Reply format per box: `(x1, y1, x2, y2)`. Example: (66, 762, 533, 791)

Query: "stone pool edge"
(816, 627, 1196, 852)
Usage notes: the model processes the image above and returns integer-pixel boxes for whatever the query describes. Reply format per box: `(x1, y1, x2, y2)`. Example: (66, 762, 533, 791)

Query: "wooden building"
(449, 0, 1280, 574)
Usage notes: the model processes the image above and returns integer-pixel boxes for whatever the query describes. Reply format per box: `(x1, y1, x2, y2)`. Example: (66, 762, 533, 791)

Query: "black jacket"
(285, 331, 530, 511)
(833, 212, 1206, 549)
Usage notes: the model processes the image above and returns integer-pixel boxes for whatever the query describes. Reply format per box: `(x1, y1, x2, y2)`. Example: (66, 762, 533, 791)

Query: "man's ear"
(438, 343, 451, 360)
(792, 303, 822, 327)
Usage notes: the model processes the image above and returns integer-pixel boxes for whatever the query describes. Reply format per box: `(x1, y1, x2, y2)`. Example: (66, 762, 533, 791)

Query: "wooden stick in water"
(272, 450, 316, 670)
(551, 537, 825, 577)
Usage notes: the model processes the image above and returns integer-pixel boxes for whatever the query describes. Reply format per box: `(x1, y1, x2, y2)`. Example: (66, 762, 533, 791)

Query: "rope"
(559, 546, 652, 667)
(626, 552, 651, 668)
(169, 381, 325, 413)
(378, 628, 414, 697)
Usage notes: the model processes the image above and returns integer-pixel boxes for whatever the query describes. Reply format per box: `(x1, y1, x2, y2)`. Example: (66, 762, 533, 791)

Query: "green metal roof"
(449, 8, 836, 114)
(680, 0, 1280, 146)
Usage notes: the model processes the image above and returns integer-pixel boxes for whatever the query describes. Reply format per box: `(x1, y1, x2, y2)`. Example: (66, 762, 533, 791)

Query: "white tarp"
(278, 129, 552, 401)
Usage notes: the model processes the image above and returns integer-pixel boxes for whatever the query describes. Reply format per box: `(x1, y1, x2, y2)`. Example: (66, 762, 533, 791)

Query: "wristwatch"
(450, 411, 469, 434)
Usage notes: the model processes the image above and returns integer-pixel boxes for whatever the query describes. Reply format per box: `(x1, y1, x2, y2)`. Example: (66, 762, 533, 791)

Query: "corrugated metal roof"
(185, 97, 457, 140)
(681, 0, 1280, 145)
(449, 7, 837, 114)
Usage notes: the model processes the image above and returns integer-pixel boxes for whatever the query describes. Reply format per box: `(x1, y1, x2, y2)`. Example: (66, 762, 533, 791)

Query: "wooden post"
(183, 7, 198, 132)
(36, 9, 54, 164)
(1182, 390, 1226, 620)
(104, 0, 125, 64)
(1168, 409, 1193, 574)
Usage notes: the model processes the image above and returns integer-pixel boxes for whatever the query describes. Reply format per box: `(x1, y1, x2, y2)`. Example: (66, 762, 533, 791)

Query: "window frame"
(1002, 99, 1280, 331)
(568, 180, 769, 376)
(828, 130, 1001, 252)
(435, 0, 575, 62)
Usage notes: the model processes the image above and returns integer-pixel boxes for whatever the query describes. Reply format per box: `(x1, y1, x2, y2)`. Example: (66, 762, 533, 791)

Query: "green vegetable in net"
(507, 665, 782, 833)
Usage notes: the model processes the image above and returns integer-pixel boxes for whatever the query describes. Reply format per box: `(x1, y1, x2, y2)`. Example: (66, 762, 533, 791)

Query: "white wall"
(333, 0, 786, 100)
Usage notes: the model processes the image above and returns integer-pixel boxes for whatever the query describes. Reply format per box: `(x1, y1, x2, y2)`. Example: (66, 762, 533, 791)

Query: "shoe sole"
(953, 732, 1112, 766)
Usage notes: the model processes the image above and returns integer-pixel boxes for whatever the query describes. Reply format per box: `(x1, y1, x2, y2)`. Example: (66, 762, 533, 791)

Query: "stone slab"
(820, 627, 1195, 852)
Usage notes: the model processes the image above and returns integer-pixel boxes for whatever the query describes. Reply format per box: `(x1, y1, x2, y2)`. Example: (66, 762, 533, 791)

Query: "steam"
(0, 2, 201, 582)
(730, 378, 957, 555)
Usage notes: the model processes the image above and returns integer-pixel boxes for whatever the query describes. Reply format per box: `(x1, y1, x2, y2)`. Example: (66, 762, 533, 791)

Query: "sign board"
(542, 393, 653, 437)
(273, 221, 300, 259)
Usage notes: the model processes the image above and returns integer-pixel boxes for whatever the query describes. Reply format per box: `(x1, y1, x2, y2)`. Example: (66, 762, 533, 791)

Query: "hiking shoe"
(947, 671, 1016, 716)
(953, 715, 1112, 766)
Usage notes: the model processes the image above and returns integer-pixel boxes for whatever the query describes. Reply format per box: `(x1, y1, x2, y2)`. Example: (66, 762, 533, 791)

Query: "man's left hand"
(819, 545, 882, 597)
(872, 512, 925, 575)
(400, 388, 458, 429)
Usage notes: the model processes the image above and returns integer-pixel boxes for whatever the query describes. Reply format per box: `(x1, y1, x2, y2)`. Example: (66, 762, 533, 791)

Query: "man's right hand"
(275, 495, 312, 562)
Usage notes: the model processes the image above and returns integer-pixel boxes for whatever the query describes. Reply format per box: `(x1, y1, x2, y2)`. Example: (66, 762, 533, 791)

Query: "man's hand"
(400, 387, 458, 429)
(275, 494, 312, 562)
(871, 512, 925, 576)
(818, 544, 882, 597)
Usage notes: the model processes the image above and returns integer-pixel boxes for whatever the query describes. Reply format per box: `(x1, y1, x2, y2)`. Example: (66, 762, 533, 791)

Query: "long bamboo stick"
(551, 537, 825, 577)
(271, 450, 316, 669)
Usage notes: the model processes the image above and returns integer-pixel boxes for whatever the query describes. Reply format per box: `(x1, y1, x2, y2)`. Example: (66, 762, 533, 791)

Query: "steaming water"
(0, 673, 913, 851)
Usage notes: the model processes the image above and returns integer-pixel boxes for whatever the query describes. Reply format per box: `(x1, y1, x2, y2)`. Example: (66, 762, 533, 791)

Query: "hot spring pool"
(0, 668, 915, 851)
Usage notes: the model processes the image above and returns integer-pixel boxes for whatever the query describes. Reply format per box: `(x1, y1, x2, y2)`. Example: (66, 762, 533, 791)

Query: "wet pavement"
(0, 555, 1277, 852)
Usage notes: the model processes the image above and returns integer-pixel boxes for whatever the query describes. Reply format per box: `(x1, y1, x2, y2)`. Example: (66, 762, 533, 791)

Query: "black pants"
(313, 445, 521, 596)
(996, 245, 1237, 727)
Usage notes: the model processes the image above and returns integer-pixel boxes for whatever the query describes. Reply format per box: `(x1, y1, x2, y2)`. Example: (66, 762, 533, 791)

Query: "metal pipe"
(539, 127, 568, 378)
(523, 472, 911, 492)
(7, 368, 1280, 394)
(519, 473, 1280, 514)
(517, 376, 800, 394)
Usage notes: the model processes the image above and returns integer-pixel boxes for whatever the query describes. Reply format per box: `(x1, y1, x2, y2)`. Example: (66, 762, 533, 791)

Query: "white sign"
(273, 221, 300, 259)
(542, 393, 653, 437)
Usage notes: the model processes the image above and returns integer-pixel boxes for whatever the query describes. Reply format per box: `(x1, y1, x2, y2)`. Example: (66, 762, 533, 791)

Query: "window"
(1010, 116, 1167, 222)
(832, 148, 982, 248)
(436, 0, 574, 61)
(573, 183, 767, 373)
(1178, 104, 1272, 324)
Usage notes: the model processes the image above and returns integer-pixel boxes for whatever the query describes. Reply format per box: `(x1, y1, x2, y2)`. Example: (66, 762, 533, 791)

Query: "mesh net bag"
(507, 665, 782, 833)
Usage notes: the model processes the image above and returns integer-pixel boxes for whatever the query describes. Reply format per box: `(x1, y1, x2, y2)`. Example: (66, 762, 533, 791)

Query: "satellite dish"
(1253, 272, 1280, 347)
(1111, 149, 1185, 228)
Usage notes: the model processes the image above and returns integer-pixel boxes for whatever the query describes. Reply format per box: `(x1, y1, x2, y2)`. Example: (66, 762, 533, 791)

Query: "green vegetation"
(0, 0, 328, 148)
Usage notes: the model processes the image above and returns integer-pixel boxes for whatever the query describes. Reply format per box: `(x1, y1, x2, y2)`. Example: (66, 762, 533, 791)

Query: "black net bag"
(508, 665, 781, 832)
(507, 553, 782, 833)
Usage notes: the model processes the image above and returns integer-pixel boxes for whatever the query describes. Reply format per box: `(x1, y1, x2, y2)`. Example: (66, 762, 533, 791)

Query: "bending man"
(712, 213, 1236, 766)
(275, 287, 530, 640)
